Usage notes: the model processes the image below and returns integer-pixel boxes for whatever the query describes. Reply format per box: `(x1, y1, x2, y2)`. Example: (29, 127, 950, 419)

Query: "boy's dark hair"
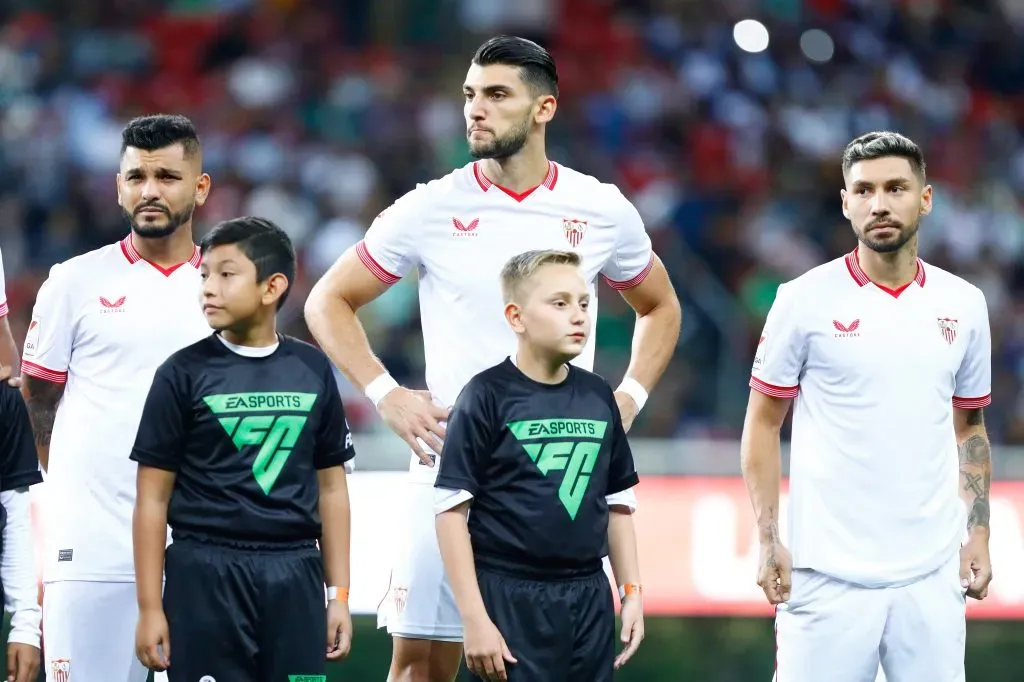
(121, 114, 201, 159)
(842, 131, 926, 181)
(200, 217, 296, 309)
(472, 35, 559, 98)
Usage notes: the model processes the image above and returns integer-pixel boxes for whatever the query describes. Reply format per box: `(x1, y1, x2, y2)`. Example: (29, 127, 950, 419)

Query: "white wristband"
(326, 586, 339, 601)
(365, 373, 400, 408)
(616, 378, 649, 412)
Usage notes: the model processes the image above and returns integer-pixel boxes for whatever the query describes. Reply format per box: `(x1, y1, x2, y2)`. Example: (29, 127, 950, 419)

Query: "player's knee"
(387, 661, 435, 682)
(389, 638, 461, 682)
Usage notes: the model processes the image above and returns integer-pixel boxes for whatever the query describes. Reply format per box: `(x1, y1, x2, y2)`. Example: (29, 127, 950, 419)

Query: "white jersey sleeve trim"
(603, 254, 655, 291)
(434, 487, 474, 515)
(356, 240, 401, 285)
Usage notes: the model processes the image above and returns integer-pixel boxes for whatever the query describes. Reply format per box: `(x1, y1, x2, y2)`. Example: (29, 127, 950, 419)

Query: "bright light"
(733, 19, 770, 54)
(800, 29, 835, 63)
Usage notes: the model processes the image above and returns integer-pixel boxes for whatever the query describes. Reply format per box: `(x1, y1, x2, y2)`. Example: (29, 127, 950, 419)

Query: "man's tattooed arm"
(21, 375, 65, 472)
(957, 408, 991, 533)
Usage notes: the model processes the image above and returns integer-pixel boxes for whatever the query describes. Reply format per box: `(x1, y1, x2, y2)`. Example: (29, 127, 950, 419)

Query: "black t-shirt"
(130, 334, 355, 544)
(434, 359, 639, 578)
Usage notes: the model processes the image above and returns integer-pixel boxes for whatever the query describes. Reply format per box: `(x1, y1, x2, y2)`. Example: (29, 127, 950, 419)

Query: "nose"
(141, 178, 162, 202)
(571, 305, 587, 325)
(869, 190, 890, 215)
(466, 95, 487, 122)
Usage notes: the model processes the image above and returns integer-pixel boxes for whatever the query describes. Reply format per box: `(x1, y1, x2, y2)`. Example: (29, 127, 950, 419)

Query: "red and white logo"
(99, 296, 126, 313)
(833, 319, 861, 337)
(451, 217, 479, 237)
(563, 219, 587, 248)
(24, 320, 39, 355)
(51, 658, 70, 682)
(753, 334, 767, 368)
(937, 318, 959, 345)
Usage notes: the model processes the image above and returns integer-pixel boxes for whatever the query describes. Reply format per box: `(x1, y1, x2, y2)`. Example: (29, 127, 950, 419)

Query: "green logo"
(203, 392, 318, 494)
(507, 419, 607, 520)
(288, 676, 327, 682)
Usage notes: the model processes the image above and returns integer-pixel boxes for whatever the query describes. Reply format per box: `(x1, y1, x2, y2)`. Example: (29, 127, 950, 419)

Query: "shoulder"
(569, 365, 616, 401)
(554, 164, 638, 218)
(159, 335, 218, 376)
(378, 166, 473, 218)
(455, 363, 507, 409)
(280, 335, 335, 375)
(920, 261, 986, 304)
(40, 242, 126, 292)
(770, 256, 853, 309)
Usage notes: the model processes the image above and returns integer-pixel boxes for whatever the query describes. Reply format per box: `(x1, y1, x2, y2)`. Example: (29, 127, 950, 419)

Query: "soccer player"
(304, 35, 680, 682)
(434, 250, 644, 682)
(0, 381, 44, 682)
(131, 216, 354, 681)
(741, 131, 992, 682)
(19, 114, 212, 682)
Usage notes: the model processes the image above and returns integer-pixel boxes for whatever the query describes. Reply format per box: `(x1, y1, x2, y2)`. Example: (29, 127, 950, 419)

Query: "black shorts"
(467, 568, 615, 682)
(163, 534, 325, 682)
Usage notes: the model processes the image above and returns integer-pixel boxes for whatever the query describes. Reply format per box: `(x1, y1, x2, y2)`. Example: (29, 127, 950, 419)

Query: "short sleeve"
(606, 392, 639, 495)
(21, 264, 75, 384)
(0, 247, 8, 318)
(434, 380, 495, 496)
(129, 362, 191, 471)
(0, 385, 42, 491)
(953, 289, 992, 409)
(314, 363, 356, 469)
(355, 188, 424, 285)
(749, 282, 806, 399)
(600, 189, 655, 290)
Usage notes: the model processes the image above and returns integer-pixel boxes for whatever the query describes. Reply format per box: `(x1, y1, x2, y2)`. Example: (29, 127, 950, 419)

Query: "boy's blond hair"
(500, 249, 582, 303)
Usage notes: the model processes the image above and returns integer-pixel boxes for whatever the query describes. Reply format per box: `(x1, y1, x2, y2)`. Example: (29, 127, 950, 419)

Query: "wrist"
(616, 378, 648, 412)
(326, 585, 349, 603)
(364, 373, 399, 408)
(618, 582, 642, 601)
(968, 525, 991, 540)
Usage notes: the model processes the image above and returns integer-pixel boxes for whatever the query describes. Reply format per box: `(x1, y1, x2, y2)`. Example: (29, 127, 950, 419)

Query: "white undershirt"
(2, 488, 40, 646)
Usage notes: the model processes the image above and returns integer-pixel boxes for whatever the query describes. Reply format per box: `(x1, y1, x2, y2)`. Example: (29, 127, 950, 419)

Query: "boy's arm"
(605, 390, 642, 594)
(133, 467, 175, 613)
(436, 502, 488, 622)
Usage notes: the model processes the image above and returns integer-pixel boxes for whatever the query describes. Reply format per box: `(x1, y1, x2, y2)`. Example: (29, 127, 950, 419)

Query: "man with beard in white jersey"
(305, 35, 682, 682)
(19, 114, 212, 682)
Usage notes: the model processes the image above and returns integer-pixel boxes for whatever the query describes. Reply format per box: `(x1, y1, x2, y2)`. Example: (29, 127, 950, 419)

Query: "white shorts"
(376, 480, 463, 641)
(774, 552, 966, 682)
(43, 581, 167, 682)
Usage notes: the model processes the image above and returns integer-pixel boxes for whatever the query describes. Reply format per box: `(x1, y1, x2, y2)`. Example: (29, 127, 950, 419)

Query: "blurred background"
(3, 0, 1024, 679)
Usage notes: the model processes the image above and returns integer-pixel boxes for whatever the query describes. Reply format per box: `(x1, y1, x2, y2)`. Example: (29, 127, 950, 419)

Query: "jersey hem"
(602, 254, 655, 291)
(952, 393, 991, 409)
(21, 360, 67, 383)
(750, 375, 799, 399)
(356, 241, 401, 284)
(42, 573, 137, 584)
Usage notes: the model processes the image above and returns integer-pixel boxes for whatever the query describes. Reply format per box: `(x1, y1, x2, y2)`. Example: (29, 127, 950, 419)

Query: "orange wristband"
(619, 583, 642, 600)
(326, 586, 349, 602)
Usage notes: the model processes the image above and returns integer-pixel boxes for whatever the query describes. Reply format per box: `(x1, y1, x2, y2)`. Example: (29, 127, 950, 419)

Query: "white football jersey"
(22, 236, 211, 582)
(359, 161, 654, 480)
(751, 250, 992, 587)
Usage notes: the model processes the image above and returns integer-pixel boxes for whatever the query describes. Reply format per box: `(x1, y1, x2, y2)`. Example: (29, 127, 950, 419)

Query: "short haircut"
(472, 35, 559, 98)
(500, 249, 581, 303)
(121, 114, 201, 160)
(200, 217, 296, 309)
(842, 131, 926, 181)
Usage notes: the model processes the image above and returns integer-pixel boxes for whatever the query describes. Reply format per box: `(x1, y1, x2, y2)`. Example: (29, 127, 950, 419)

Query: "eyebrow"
(463, 84, 514, 94)
(853, 177, 912, 187)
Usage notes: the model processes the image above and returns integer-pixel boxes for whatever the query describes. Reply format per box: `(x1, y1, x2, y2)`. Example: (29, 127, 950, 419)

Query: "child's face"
(513, 263, 591, 359)
(199, 244, 267, 331)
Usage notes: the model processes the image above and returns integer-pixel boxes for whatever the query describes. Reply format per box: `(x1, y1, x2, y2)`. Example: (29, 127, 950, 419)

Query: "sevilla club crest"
(51, 659, 70, 682)
(563, 219, 587, 248)
(937, 318, 958, 345)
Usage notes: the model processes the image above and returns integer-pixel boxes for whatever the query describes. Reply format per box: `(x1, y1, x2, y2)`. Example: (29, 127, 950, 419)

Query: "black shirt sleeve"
(606, 388, 639, 495)
(0, 384, 43, 491)
(130, 361, 192, 471)
(313, 360, 356, 469)
(435, 378, 495, 495)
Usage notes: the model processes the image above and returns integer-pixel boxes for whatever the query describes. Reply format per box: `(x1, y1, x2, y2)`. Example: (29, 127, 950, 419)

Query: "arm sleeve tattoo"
(958, 411, 991, 531)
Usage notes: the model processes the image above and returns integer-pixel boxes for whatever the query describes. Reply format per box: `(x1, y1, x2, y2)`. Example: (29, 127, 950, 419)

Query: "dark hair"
(842, 131, 926, 181)
(472, 35, 559, 98)
(200, 217, 296, 309)
(121, 114, 201, 159)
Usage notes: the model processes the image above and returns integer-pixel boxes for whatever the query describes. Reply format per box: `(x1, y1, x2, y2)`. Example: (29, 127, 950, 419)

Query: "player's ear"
(840, 189, 849, 220)
(263, 273, 289, 307)
(534, 95, 556, 125)
(194, 172, 212, 207)
(919, 184, 933, 216)
(504, 301, 525, 333)
(116, 173, 123, 207)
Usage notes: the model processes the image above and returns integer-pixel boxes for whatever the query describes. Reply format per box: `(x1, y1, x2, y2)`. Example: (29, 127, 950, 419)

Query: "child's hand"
(463, 612, 516, 681)
(614, 595, 644, 669)
(326, 599, 352, 660)
(135, 607, 171, 671)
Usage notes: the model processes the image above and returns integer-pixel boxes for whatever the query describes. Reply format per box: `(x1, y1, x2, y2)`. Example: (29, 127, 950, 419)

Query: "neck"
(515, 345, 568, 385)
(479, 141, 549, 193)
(131, 225, 196, 267)
(220, 318, 278, 348)
(857, 237, 919, 288)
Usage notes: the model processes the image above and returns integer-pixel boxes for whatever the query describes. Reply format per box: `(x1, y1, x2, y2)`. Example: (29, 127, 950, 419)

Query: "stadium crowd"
(1, 0, 1023, 442)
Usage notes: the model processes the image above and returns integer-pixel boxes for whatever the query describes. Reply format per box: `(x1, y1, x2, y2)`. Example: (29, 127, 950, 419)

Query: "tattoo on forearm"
(965, 408, 984, 427)
(23, 377, 63, 447)
(959, 432, 992, 530)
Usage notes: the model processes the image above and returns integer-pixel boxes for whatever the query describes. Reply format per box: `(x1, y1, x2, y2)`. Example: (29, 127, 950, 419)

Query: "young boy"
(130, 216, 355, 682)
(434, 249, 645, 681)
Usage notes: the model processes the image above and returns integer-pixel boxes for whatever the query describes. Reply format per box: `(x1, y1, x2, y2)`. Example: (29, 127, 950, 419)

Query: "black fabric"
(130, 333, 355, 544)
(435, 359, 638, 578)
(163, 536, 326, 682)
(463, 568, 615, 682)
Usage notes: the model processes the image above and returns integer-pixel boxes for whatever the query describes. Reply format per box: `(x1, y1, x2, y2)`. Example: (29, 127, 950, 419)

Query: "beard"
(467, 117, 530, 160)
(124, 201, 195, 239)
(856, 216, 920, 254)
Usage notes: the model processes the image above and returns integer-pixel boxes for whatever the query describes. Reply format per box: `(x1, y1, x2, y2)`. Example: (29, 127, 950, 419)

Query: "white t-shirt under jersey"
(359, 161, 655, 481)
(751, 250, 992, 587)
(22, 236, 211, 583)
